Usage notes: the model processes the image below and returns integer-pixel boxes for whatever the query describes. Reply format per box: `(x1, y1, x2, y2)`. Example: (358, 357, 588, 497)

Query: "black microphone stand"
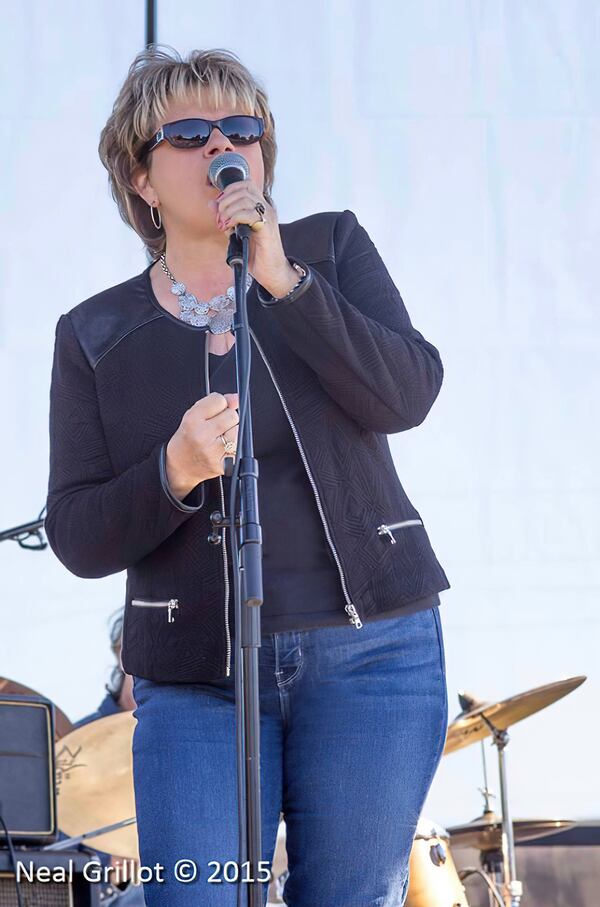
(222, 224, 266, 907)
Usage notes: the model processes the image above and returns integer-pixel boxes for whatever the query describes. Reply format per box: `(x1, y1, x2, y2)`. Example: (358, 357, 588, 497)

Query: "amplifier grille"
(0, 875, 73, 907)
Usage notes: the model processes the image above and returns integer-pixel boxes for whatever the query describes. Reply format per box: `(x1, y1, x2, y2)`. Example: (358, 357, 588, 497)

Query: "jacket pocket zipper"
(377, 519, 423, 544)
(131, 598, 179, 623)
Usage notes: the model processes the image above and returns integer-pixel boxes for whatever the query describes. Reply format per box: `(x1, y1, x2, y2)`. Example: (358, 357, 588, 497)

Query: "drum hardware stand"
(478, 736, 495, 816)
(478, 715, 522, 907)
(474, 738, 506, 907)
(452, 692, 522, 907)
(43, 816, 137, 850)
(413, 823, 449, 868)
(459, 864, 504, 907)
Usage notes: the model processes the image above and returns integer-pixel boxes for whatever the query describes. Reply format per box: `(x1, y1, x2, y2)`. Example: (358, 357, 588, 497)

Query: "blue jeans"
(131, 606, 448, 907)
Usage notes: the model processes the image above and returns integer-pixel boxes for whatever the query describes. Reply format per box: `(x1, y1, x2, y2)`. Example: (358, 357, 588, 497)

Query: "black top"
(207, 338, 439, 635)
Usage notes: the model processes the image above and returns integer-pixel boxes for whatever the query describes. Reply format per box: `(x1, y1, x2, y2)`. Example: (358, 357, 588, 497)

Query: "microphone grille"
(208, 152, 249, 189)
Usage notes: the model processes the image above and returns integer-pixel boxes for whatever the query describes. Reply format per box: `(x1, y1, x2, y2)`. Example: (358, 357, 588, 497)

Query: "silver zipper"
(249, 328, 363, 629)
(377, 518, 423, 544)
(131, 598, 179, 623)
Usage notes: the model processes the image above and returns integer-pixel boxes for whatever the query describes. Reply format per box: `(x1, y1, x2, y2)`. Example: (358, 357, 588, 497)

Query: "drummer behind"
(75, 608, 136, 728)
(71, 607, 141, 897)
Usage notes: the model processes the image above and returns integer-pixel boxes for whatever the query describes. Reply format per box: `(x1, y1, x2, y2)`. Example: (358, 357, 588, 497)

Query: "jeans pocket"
(431, 606, 447, 679)
(431, 606, 449, 761)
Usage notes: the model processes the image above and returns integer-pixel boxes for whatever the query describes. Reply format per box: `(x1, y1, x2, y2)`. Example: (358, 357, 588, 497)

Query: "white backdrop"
(1, 1, 598, 829)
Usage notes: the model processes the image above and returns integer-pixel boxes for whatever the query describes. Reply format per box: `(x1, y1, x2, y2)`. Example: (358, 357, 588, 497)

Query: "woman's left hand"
(208, 179, 297, 296)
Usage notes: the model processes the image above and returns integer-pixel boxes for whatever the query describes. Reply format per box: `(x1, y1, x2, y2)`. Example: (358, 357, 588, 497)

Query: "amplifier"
(0, 695, 57, 844)
(0, 850, 99, 906)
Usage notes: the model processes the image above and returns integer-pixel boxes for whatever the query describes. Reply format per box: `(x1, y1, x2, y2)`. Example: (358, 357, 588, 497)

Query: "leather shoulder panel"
(68, 272, 162, 370)
(67, 210, 348, 370)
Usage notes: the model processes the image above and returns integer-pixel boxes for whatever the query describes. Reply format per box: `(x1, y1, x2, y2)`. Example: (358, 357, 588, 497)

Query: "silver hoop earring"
(150, 203, 162, 230)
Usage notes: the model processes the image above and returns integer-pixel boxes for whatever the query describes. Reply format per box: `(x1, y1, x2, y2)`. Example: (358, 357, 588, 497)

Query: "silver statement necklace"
(159, 252, 253, 334)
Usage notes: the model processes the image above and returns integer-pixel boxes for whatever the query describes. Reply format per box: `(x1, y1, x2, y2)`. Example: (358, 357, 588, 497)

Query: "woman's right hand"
(165, 392, 240, 498)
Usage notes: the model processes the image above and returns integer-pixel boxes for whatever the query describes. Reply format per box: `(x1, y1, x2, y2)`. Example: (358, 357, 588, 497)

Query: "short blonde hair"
(98, 44, 278, 259)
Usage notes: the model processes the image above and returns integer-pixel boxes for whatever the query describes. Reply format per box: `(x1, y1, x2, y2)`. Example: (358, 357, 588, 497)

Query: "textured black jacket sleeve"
(259, 209, 444, 434)
(44, 313, 203, 579)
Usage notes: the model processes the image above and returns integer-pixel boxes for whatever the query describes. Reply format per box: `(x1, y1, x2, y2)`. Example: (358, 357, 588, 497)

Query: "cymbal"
(54, 711, 138, 859)
(0, 677, 74, 740)
(444, 675, 586, 755)
(448, 813, 576, 851)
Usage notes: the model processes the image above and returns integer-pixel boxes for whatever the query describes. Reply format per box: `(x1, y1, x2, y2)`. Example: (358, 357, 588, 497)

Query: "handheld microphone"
(208, 151, 249, 191)
(208, 152, 252, 241)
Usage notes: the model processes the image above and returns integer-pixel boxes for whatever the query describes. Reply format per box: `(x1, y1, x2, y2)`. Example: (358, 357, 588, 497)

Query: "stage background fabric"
(1, 0, 598, 826)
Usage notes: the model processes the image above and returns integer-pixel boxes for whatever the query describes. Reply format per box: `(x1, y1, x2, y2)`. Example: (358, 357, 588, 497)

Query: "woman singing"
(45, 45, 451, 907)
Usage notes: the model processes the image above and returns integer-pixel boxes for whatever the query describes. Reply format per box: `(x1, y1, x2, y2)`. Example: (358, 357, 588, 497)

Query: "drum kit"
(1, 673, 586, 906)
(404, 675, 585, 907)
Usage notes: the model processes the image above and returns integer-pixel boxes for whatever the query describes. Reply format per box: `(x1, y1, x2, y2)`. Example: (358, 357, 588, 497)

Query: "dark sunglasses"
(140, 115, 264, 159)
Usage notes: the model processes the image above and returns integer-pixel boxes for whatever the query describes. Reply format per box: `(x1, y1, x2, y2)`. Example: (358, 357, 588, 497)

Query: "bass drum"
(406, 817, 470, 907)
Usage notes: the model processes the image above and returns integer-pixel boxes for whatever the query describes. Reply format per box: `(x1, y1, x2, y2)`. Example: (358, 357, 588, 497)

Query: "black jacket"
(45, 208, 450, 682)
